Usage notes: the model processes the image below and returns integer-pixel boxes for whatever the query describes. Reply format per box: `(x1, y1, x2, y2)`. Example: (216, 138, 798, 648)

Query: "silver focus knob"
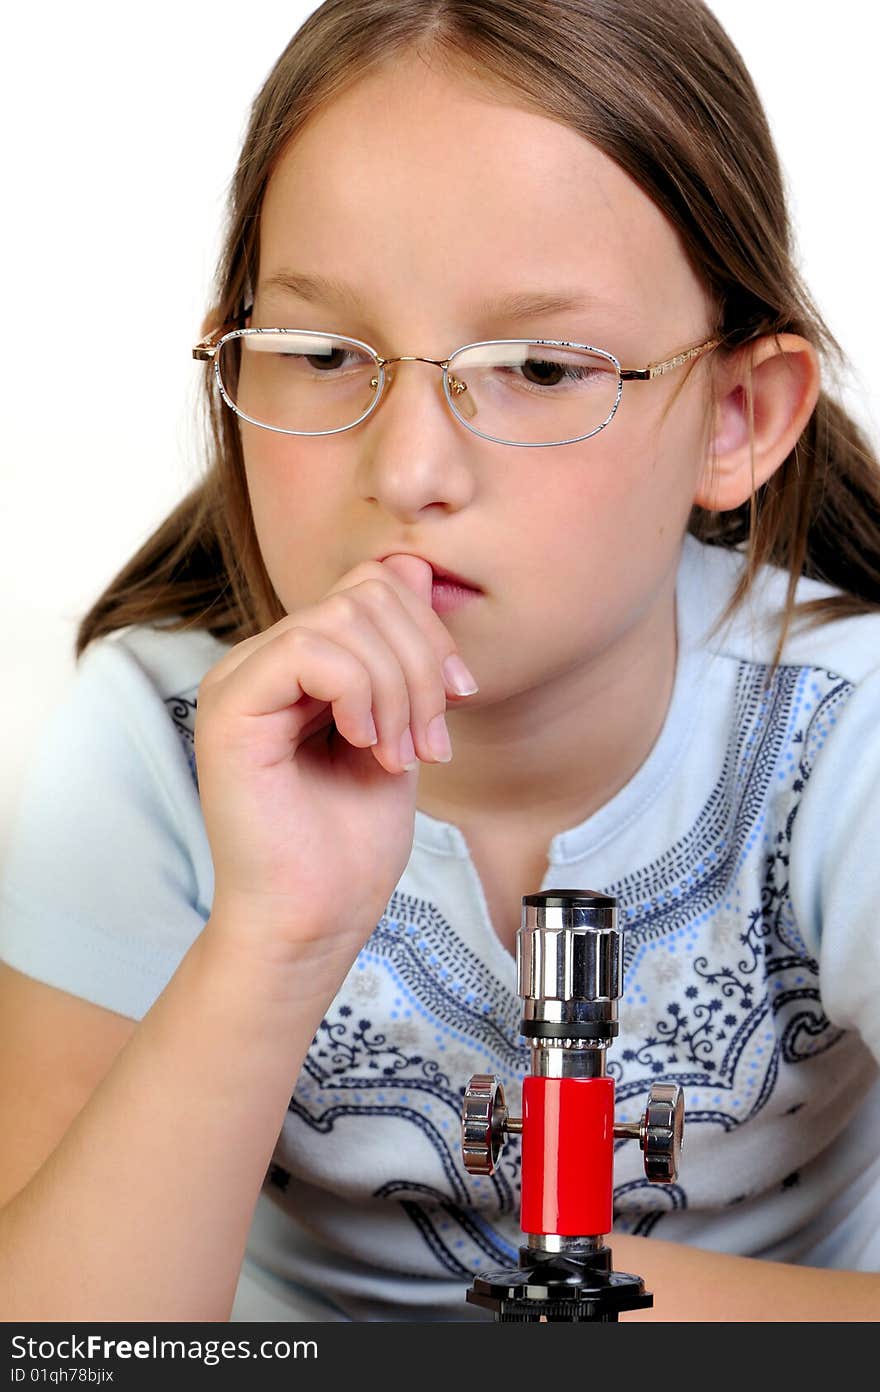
(615, 1082, 685, 1182)
(642, 1082, 685, 1182)
(461, 1074, 522, 1175)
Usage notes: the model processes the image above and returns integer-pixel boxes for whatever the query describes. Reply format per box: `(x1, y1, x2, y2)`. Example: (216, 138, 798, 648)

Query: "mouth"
(428, 562, 482, 593)
(377, 554, 482, 593)
(429, 572, 481, 615)
(376, 553, 483, 616)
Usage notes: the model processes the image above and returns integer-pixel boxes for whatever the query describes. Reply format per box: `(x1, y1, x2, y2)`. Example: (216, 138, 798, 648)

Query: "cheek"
(598, 385, 711, 526)
(523, 400, 701, 540)
(504, 395, 707, 619)
(241, 429, 343, 603)
(243, 429, 314, 514)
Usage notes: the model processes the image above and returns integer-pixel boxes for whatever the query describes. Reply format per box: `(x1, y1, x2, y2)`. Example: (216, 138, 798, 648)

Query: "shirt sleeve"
(788, 663, 880, 1064)
(0, 635, 212, 1020)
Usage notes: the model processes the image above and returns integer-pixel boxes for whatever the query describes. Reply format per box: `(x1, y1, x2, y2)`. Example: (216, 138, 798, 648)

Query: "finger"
(205, 627, 386, 761)
(326, 557, 479, 701)
(380, 553, 433, 604)
(322, 579, 454, 767)
(378, 556, 479, 702)
(298, 590, 433, 772)
(225, 608, 431, 775)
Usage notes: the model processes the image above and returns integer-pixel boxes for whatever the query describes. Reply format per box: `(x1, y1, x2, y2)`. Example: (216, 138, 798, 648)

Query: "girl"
(1, 0, 879, 1322)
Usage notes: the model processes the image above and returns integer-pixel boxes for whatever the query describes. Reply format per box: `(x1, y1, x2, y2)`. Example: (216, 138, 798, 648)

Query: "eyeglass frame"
(192, 310, 722, 449)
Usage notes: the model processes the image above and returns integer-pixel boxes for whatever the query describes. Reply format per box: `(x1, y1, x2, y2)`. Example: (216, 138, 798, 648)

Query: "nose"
(356, 356, 477, 519)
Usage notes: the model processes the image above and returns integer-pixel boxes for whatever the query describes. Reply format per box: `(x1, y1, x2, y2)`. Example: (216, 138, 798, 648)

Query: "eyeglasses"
(192, 317, 720, 449)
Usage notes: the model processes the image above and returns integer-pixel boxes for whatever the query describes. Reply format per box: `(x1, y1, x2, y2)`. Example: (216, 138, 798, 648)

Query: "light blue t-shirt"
(2, 533, 879, 1321)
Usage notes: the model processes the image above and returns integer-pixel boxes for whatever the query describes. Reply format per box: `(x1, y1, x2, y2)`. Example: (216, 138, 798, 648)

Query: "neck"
(416, 576, 678, 837)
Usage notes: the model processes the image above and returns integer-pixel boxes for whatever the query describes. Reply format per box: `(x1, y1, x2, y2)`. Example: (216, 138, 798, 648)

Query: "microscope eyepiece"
(517, 889, 623, 1040)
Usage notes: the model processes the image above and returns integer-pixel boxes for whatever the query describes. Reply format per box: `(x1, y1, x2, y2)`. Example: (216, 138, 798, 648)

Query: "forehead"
(258, 56, 706, 333)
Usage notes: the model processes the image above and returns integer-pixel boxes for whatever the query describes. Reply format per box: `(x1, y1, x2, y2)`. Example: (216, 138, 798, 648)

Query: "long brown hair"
(75, 0, 880, 669)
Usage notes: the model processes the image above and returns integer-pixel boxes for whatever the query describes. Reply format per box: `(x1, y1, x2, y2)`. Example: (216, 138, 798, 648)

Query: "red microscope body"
(460, 890, 684, 1322)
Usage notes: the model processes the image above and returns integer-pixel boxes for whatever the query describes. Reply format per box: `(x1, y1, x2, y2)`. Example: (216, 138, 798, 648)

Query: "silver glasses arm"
(619, 336, 721, 381)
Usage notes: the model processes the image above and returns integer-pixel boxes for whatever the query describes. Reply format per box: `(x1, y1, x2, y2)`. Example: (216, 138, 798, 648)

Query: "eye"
(302, 348, 355, 372)
(518, 357, 601, 387)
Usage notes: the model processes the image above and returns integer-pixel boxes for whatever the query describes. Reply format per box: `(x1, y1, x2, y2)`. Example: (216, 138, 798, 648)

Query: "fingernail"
(426, 712, 453, 762)
(399, 727, 418, 769)
(442, 655, 479, 696)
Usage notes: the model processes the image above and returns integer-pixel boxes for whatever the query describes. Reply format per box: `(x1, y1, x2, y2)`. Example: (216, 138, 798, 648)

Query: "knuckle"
(356, 577, 398, 608)
(285, 624, 328, 664)
(410, 654, 446, 708)
(377, 673, 411, 727)
(326, 592, 360, 625)
(351, 664, 372, 701)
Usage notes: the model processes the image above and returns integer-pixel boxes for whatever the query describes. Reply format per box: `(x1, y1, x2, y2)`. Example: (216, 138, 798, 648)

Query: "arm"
(0, 917, 333, 1322)
(612, 1233, 880, 1321)
(0, 555, 473, 1323)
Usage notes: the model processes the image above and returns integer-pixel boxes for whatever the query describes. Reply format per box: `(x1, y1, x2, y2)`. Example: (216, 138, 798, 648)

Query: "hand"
(193, 555, 478, 972)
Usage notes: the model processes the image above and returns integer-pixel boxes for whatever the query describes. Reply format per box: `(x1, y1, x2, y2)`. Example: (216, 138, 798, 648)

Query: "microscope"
(460, 890, 684, 1322)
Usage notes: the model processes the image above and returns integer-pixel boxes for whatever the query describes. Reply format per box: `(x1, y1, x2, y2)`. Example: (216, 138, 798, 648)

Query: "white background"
(2, 1, 878, 852)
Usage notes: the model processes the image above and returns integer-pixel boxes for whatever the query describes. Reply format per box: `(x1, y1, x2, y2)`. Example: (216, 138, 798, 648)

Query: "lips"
(429, 562, 481, 591)
(378, 554, 482, 592)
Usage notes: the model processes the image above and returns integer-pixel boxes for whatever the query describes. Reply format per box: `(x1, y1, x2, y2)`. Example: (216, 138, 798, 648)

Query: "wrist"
(201, 898, 364, 1010)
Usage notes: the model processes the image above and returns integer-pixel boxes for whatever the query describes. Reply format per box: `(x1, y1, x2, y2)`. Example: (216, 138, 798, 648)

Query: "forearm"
(612, 1232, 880, 1321)
(0, 922, 333, 1322)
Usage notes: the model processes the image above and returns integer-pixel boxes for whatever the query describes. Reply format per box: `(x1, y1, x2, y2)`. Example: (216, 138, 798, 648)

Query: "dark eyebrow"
(257, 270, 623, 321)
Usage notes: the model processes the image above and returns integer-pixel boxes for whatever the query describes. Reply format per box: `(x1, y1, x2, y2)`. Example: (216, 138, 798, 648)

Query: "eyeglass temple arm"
(619, 337, 721, 381)
(193, 322, 238, 362)
(192, 303, 254, 361)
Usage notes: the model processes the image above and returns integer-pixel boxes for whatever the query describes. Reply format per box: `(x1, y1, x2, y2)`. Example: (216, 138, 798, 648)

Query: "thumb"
(381, 553, 434, 604)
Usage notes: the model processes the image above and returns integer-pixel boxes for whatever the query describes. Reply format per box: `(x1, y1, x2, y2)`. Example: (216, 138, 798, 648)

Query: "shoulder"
(29, 616, 234, 800)
(61, 621, 234, 793)
(0, 621, 229, 1018)
(80, 619, 233, 706)
(675, 541, 880, 1048)
(678, 534, 880, 688)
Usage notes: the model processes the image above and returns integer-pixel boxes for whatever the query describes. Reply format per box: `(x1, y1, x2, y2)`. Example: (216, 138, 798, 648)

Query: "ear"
(694, 333, 821, 511)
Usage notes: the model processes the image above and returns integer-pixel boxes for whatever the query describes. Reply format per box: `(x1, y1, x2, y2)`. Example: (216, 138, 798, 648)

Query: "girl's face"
(242, 54, 715, 703)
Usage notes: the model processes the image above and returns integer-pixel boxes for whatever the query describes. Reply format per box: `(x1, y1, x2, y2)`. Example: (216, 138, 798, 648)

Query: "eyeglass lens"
(217, 331, 621, 445)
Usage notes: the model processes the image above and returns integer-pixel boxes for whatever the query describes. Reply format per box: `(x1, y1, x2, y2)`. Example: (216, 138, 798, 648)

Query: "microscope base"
(466, 1243, 653, 1322)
